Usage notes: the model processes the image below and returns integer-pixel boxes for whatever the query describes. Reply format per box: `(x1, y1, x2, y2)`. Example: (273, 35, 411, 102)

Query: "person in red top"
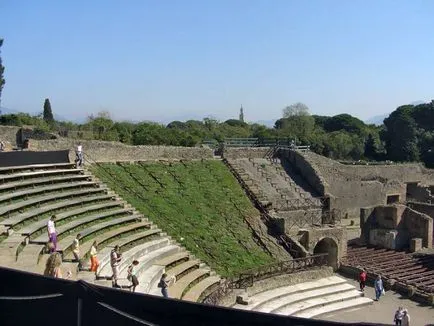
(359, 269, 367, 292)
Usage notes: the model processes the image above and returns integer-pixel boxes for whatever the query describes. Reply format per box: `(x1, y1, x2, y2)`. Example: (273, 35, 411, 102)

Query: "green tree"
(43, 98, 54, 123)
(276, 103, 315, 143)
(364, 133, 378, 160)
(0, 39, 5, 107)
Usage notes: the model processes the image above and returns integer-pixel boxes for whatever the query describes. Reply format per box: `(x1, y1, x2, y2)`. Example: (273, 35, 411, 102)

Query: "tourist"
(394, 306, 404, 325)
(90, 241, 99, 272)
(43, 252, 72, 279)
(127, 260, 140, 292)
(110, 245, 122, 287)
(374, 275, 384, 301)
(158, 273, 175, 298)
(72, 233, 81, 269)
(402, 309, 410, 326)
(47, 215, 57, 252)
(359, 269, 367, 292)
(75, 142, 83, 168)
(0, 141, 4, 152)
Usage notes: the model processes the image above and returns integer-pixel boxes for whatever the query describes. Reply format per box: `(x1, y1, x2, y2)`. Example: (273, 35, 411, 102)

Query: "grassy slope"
(91, 160, 274, 277)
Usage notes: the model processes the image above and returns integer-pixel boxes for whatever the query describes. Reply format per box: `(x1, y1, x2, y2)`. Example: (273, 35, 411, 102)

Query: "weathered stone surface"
(410, 238, 423, 252)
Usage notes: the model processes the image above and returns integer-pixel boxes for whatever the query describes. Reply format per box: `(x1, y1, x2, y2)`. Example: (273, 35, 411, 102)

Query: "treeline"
(1, 101, 434, 167)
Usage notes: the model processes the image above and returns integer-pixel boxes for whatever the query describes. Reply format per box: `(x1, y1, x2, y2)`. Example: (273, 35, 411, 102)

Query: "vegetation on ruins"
(91, 160, 275, 276)
(0, 39, 5, 107)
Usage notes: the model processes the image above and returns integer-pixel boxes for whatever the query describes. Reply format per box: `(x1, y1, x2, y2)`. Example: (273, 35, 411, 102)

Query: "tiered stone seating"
(233, 276, 372, 317)
(343, 244, 434, 294)
(0, 162, 220, 303)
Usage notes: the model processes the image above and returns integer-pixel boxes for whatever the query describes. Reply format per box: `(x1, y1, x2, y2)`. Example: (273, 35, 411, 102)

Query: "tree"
(43, 98, 54, 123)
(283, 102, 310, 117)
(364, 133, 378, 160)
(0, 39, 5, 107)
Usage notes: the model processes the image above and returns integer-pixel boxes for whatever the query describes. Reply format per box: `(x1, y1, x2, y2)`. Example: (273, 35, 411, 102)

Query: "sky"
(1, 0, 434, 124)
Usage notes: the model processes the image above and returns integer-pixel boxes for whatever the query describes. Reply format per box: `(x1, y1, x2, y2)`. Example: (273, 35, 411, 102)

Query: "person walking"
(127, 260, 140, 292)
(43, 252, 72, 279)
(402, 309, 410, 326)
(359, 269, 367, 292)
(90, 241, 99, 272)
(394, 306, 404, 325)
(110, 245, 122, 287)
(72, 234, 82, 270)
(374, 275, 384, 301)
(75, 142, 83, 168)
(47, 215, 57, 253)
(158, 273, 175, 298)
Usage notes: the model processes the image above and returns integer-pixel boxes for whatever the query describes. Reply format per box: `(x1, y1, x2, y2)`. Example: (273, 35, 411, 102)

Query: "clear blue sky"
(1, 0, 434, 123)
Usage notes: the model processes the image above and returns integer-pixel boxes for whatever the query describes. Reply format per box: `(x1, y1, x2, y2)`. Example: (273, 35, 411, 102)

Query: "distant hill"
(253, 119, 276, 128)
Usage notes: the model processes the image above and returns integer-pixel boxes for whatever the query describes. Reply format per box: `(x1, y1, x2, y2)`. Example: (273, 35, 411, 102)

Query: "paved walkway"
(317, 275, 434, 326)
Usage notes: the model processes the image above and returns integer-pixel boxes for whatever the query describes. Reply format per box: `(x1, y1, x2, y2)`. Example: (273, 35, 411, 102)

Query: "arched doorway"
(314, 237, 338, 270)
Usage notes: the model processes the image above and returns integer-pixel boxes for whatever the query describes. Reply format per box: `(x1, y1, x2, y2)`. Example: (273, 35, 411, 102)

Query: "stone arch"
(313, 237, 339, 270)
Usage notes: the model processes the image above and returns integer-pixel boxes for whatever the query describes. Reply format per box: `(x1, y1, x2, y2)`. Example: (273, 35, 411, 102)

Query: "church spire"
(239, 105, 244, 123)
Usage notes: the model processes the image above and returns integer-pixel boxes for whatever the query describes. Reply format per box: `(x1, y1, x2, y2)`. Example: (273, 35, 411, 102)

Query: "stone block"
(410, 238, 423, 252)
(236, 293, 251, 305)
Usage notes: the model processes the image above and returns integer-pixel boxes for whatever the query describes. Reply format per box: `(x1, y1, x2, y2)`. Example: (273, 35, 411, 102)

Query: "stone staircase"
(227, 158, 322, 210)
(0, 162, 220, 302)
(232, 275, 372, 318)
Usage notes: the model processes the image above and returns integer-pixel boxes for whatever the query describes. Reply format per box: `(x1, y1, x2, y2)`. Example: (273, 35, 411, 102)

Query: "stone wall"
(279, 149, 327, 195)
(304, 227, 347, 263)
(403, 207, 433, 248)
(31, 139, 213, 162)
(0, 126, 21, 148)
(222, 147, 271, 159)
(361, 204, 433, 249)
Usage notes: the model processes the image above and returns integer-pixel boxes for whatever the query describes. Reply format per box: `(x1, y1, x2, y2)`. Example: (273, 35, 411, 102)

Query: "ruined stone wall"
(279, 149, 327, 195)
(223, 147, 271, 159)
(403, 207, 433, 248)
(31, 139, 213, 162)
(0, 126, 21, 148)
(408, 202, 434, 219)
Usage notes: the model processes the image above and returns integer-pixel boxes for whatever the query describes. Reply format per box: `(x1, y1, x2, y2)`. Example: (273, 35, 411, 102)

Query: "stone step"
(166, 259, 200, 279)
(233, 276, 347, 311)
(182, 276, 221, 302)
(0, 174, 91, 192)
(61, 220, 153, 258)
(293, 297, 373, 318)
(97, 238, 171, 277)
(0, 163, 77, 175)
(0, 194, 115, 228)
(72, 221, 153, 260)
(263, 284, 357, 314)
(0, 181, 98, 204)
(170, 268, 210, 299)
(31, 208, 136, 244)
(0, 187, 107, 218)
(154, 251, 189, 267)
(275, 290, 365, 316)
(19, 201, 124, 236)
(137, 265, 165, 294)
(119, 245, 180, 281)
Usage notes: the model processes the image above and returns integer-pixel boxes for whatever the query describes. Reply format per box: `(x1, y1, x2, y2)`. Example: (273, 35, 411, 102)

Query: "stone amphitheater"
(1, 134, 434, 322)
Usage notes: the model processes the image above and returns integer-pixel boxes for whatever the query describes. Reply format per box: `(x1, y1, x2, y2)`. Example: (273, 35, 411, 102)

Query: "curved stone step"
(0, 163, 77, 175)
(233, 276, 347, 311)
(0, 194, 115, 228)
(18, 201, 124, 236)
(0, 169, 83, 183)
(73, 221, 152, 260)
(154, 251, 189, 267)
(169, 268, 210, 299)
(137, 265, 165, 294)
(31, 208, 135, 243)
(274, 289, 364, 316)
(97, 238, 171, 277)
(260, 283, 356, 313)
(293, 297, 373, 318)
(0, 174, 90, 192)
(0, 187, 107, 217)
(0, 181, 98, 203)
(182, 276, 221, 302)
(167, 259, 200, 278)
